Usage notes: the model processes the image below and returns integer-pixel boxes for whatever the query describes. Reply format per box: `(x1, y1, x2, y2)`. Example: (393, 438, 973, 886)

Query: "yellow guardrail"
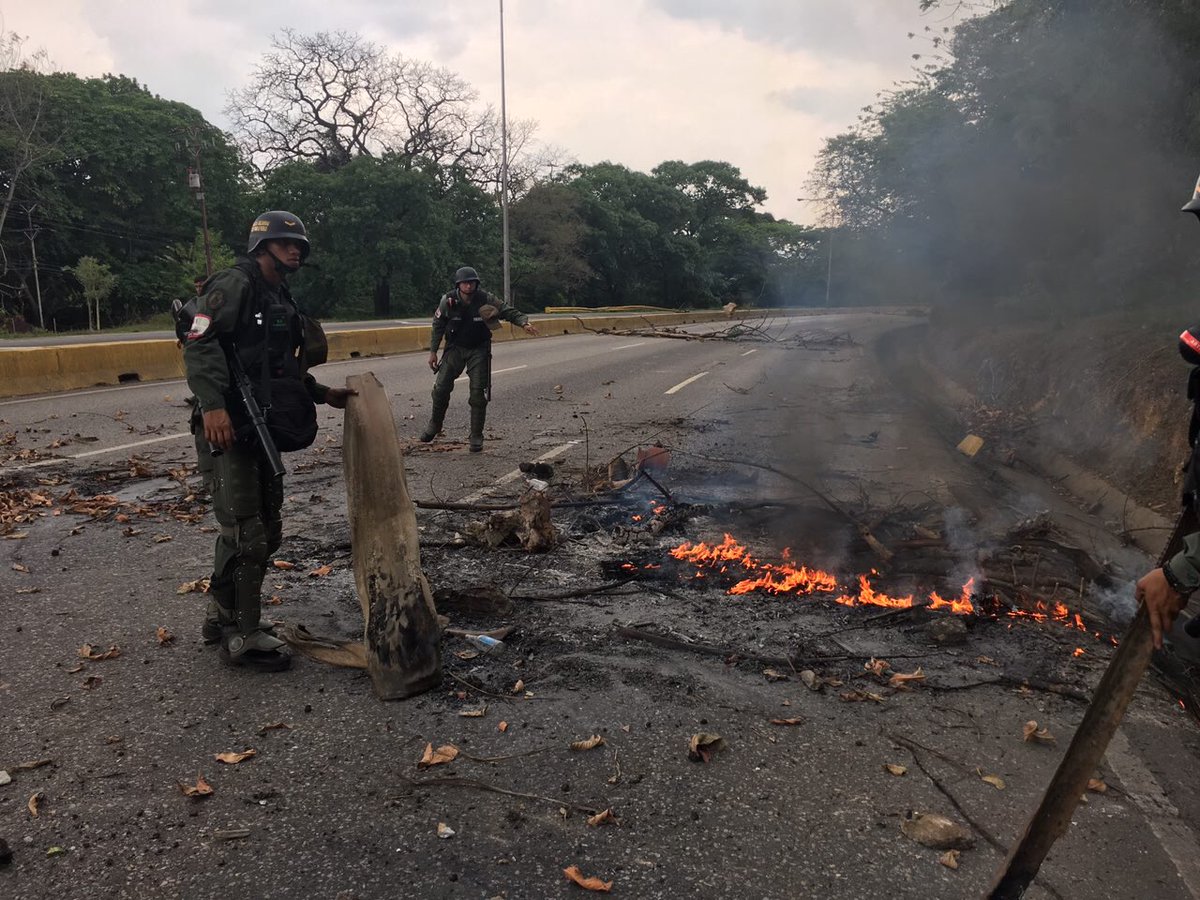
(0, 309, 758, 399)
(542, 305, 676, 314)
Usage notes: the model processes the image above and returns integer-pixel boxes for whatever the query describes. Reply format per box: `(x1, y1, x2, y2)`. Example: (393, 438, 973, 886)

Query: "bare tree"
(0, 31, 57, 260)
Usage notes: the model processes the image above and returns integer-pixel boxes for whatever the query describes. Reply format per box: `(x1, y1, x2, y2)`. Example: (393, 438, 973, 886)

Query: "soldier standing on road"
(421, 266, 538, 452)
(183, 211, 354, 672)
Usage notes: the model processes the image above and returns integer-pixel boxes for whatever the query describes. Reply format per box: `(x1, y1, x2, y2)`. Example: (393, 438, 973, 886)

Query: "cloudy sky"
(1, 1, 961, 224)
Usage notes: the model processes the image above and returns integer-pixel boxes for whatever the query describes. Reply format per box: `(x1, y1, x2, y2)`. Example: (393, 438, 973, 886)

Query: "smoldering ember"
(2, 310, 1199, 900)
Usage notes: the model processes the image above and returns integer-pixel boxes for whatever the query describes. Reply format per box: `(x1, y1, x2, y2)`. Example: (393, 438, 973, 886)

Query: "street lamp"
(499, 0, 511, 305)
(797, 196, 834, 307)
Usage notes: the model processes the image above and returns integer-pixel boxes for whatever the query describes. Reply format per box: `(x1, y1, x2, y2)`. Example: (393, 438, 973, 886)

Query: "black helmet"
(247, 210, 310, 260)
(454, 266, 480, 285)
(1183, 174, 1200, 218)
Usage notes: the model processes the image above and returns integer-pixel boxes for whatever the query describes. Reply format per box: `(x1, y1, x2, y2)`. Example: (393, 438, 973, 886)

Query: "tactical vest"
(445, 290, 494, 349)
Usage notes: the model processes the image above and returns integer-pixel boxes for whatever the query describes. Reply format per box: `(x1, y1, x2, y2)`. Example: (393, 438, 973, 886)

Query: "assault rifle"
(212, 350, 285, 479)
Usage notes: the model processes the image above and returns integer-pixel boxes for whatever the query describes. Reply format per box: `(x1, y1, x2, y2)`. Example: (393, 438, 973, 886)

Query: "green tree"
(65, 255, 116, 330)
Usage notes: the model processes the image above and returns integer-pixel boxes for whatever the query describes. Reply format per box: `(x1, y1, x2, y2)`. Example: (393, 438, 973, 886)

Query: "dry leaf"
(156, 627, 175, 645)
(840, 689, 885, 703)
(258, 722, 292, 734)
(272, 560, 296, 570)
(762, 667, 789, 682)
(688, 732, 726, 763)
(459, 706, 488, 718)
(901, 811, 975, 850)
(587, 808, 616, 827)
(884, 763, 908, 776)
(153, 534, 173, 543)
(176, 579, 209, 594)
(799, 670, 823, 691)
(417, 743, 460, 769)
(980, 773, 1006, 790)
(215, 749, 256, 765)
(512, 679, 525, 694)
(865, 658, 891, 677)
(27, 791, 43, 817)
(976, 655, 997, 666)
(498, 721, 509, 733)
(1022, 721, 1056, 744)
(179, 774, 213, 798)
(11, 563, 29, 573)
(888, 667, 926, 688)
(78, 643, 121, 661)
(571, 735, 606, 752)
(66, 663, 84, 674)
(436, 822, 455, 839)
(1087, 778, 1108, 794)
(82, 675, 103, 690)
(769, 718, 804, 726)
(939, 849, 960, 870)
(12, 759, 52, 772)
(5, 532, 28, 540)
(563, 865, 612, 892)
(454, 649, 479, 660)
(308, 565, 332, 577)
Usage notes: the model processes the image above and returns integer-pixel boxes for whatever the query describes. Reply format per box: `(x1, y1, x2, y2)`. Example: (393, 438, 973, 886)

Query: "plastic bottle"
(464, 634, 505, 654)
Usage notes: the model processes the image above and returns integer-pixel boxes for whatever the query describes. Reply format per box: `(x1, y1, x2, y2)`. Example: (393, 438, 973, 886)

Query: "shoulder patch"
(205, 288, 225, 311)
(434, 308, 442, 318)
(186, 313, 212, 340)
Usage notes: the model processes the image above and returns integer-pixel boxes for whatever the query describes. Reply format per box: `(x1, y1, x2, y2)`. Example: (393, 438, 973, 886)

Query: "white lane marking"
(664, 371, 709, 395)
(1107, 728, 1200, 896)
(0, 432, 192, 473)
(455, 364, 527, 383)
(458, 441, 580, 504)
(613, 342, 646, 350)
(741, 348, 758, 356)
(0, 380, 189, 407)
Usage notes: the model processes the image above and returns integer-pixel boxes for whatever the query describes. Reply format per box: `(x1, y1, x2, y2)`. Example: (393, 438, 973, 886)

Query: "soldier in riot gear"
(421, 266, 538, 452)
(182, 210, 355, 671)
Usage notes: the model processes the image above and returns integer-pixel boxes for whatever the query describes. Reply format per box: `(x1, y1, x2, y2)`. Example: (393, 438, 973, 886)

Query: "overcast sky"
(1, 1, 963, 224)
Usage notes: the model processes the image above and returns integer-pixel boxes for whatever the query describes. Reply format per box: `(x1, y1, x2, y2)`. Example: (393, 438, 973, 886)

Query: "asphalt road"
(1, 313, 1198, 899)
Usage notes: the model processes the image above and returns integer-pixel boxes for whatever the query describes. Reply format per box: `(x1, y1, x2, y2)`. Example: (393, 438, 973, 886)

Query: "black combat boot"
(420, 397, 449, 443)
(469, 405, 486, 453)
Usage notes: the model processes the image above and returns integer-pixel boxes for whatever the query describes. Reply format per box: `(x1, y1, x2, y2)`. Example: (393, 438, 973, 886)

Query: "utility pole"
(499, 0, 511, 305)
(797, 196, 835, 306)
(177, 125, 214, 278)
(22, 204, 43, 329)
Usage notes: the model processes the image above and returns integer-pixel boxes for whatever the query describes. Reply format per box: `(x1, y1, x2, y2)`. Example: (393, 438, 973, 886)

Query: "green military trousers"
(209, 440, 284, 635)
(432, 343, 490, 411)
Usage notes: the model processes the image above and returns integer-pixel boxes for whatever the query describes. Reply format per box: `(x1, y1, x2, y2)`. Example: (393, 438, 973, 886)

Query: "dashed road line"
(456, 364, 527, 383)
(458, 440, 581, 504)
(0, 431, 192, 474)
(664, 371, 709, 395)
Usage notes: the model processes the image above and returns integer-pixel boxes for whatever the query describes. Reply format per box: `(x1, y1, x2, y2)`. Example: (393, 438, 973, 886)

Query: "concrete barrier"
(0, 309, 766, 400)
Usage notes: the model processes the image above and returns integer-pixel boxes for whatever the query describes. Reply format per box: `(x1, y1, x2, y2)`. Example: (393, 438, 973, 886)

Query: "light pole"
(797, 196, 834, 306)
(178, 125, 214, 278)
(499, 0, 511, 305)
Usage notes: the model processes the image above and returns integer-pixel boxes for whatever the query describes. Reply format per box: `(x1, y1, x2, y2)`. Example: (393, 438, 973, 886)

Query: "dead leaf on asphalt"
(176, 579, 209, 594)
(570, 735, 605, 752)
(688, 732, 726, 763)
(840, 689, 885, 703)
(13, 759, 53, 772)
(153, 534, 173, 543)
(512, 679, 525, 694)
(587, 809, 617, 827)
(939, 849, 961, 870)
(4, 532, 27, 540)
(78, 644, 121, 661)
(66, 663, 84, 674)
(1022, 721, 1056, 744)
(563, 865, 612, 892)
(865, 658, 891, 677)
(498, 721, 509, 733)
(799, 670, 823, 692)
(1087, 778, 1108, 793)
(980, 772, 1006, 790)
(272, 560, 296, 570)
(258, 722, 292, 735)
(11, 563, 29, 573)
(762, 667, 789, 682)
(417, 744, 460, 769)
(179, 774, 213, 798)
(459, 706, 488, 718)
(27, 791, 43, 817)
(769, 718, 804, 726)
(436, 822, 455, 839)
(888, 668, 926, 689)
(156, 627, 175, 646)
(215, 750, 256, 765)
(308, 565, 332, 577)
(884, 764, 908, 777)
(82, 675, 103, 690)
(900, 811, 975, 850)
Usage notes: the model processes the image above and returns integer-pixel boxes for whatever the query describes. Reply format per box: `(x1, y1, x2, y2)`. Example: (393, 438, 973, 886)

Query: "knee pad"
(235, 516, 270, 568)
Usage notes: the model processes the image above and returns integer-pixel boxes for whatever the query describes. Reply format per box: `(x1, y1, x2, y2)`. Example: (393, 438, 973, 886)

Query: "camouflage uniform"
(423, 280, 530, 451)
(183, 254, 331, 670)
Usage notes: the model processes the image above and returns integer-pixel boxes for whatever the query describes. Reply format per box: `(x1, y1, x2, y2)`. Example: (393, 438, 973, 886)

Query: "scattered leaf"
(417, 743, 459, 769)
(762, 667, 789, 682)
(436, 822, 455, 839)
(498, 721, 509, 733)
(512, 679, 526, 694)
(11, 563, 28, 573)
(888, 667, 926, 688)
(66, 663, 84, 674)
(587, 808, 617, 827)
(265, 595, 284, 606)
(78, 643, 121, 661)
(153, 534, 173, 543)
(570, 735, 605, 752)
(799, 670, 823, 692)
(258, 722, 292, 735)
(884, 764, 908, 777)
(82, 675, 103, 690)
(1022, 721, 1056, 744)
(1087, 778, 1108, 794)
(769, 718, 804, 726)
(27, 791, 43, 817)
(46, 846, 65, 857)
(688, 732, 726, 763)
(939, 849, 960, 870)
(840, 689, 885, 703)
(179, 774, 213, 798)
(176, 579, 209, 594)
(901, 811, 975, 850)
(976, 655, 997, 666)
(563, 865, 612, 892)
(156, 627, 175, 645)
(454, 649, 479, 660)
(980, 773, 1006, 790)
(215, 749, 256, 765)
(12, 759, 52, 772)
(865, 658, 891, 677)
(308, 565, 332, 578)
(459, 706, 488, 718)
(272, 560, 296, 570)
(5, 532, 27, 540)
